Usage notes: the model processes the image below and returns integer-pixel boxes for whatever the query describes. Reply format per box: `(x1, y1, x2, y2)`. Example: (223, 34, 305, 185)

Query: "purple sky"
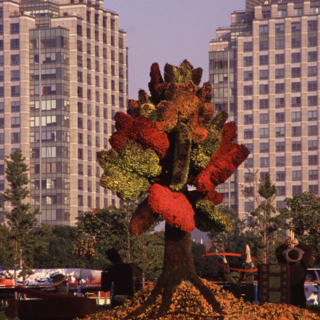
(104, 0, 245, 100)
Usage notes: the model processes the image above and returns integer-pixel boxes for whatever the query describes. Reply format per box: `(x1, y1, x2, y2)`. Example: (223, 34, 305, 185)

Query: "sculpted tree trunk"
(128, 223, 222, 317)
(97, 60, 249, 318)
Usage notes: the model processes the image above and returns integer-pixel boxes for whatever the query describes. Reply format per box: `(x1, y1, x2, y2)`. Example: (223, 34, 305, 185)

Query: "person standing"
(101, 248, 134, 309)
(275, 239, 313, 308)
(0, 300, 20, 320)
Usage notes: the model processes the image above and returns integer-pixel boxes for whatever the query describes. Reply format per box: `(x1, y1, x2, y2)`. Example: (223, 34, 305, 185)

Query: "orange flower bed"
(75, 279, 319, 320)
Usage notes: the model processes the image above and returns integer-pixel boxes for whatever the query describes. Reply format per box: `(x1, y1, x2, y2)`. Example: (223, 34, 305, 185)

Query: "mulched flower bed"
(74, 279, 320, 320)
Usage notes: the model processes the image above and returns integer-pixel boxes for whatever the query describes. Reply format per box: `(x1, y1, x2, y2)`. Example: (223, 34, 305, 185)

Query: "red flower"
(222, 122, 237, 142)
(109, 112, 135, 153)
(133, 116, 169, 159)
(148, 184, 195, 232)
(109, 112, 169, 159)
(194, 123, 250, 205)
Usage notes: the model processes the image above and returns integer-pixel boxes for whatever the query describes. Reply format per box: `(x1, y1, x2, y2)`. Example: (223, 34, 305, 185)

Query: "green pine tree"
(246, 173, 286, 263)
(0, 150, 46, 284)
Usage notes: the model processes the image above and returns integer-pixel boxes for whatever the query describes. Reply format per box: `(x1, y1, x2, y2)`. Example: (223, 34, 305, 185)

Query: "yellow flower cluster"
(194, 200, 232, 233)
(97, 141, 161, 201)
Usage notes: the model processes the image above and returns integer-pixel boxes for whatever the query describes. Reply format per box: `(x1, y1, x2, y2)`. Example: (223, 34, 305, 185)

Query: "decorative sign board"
(258, 264, 291, 304)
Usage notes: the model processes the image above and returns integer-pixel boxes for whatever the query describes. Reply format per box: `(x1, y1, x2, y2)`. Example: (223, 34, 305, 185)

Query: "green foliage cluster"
(98, 142, 161, 201)
(131, 231, 164, 282)
(140, 102, 157, 121)
(281, 191, 320, 267)
(0, 224, 16, 270)
(164, 61, 194, 85)
(32, 226, 81, 269)
(194, 200, 232, 233)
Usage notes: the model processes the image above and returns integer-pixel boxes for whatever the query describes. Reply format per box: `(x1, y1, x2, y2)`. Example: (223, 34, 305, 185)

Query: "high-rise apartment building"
(0, 0, 127, 225)
(210, 0, 320, 220)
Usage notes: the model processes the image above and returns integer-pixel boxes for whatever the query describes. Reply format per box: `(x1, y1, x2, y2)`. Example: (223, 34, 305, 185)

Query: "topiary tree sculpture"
(97, 60, 250, 317)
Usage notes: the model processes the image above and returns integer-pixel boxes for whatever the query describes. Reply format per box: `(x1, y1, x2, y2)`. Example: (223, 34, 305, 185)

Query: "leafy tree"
(32, 226, 80, 268)
(0, 150, 48, 283)
(75, 203, 138, 268)
(97, 60, 249, 317)
(132, 231, 165, 285)
(75, 202, 164, 273)
(281, 191, 320, 267)
(245, 173, 285, 263)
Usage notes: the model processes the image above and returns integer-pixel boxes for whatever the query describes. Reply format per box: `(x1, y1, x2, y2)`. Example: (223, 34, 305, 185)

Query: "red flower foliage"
(194, 123, 250, 205)
(109, 112, 134, 153)
(204, 189, 224, 204)
(109, 112, 169, 159)
(148, 184, 195, 232)
(222, 122, 237, 142)
(190, 125, 208, 143)
(133, 116, 169, 159)
(196, 82, 212, 103)
(187, 112, 208, 143)
(197, 102, 214, 128)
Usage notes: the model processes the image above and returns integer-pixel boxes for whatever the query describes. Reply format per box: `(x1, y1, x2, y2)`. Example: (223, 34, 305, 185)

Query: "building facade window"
(309, 170, 318, 180)
(292, 126, 301, 137)
(244, 100, 253, 110)
(308, 81, 317, 91)
(276, 156, 285, 167)
(260, 113, 268, 123)
(292, 156, 302, 166)
(244, 42, 252, 51)
(276, 171, 285, 181)
(292, 170, 301, 181)
(276, 127, 285, 137)
(276, 113, 285, 122)
(292, 97, 301, 107)
(260, 157, 269, 167)
(276, 98, 285, 108)
(292, 185, 302, 195)
(292, 141, 301, 151)
(277, 186, 286, 195)
(259, 55, 268, 65)
(276, 142, 285, 152)
(275, 54, 284, 64)
(308, 140, 317, 150)
(275, 69, 284, 78)
(244, 129, 253, 139)
(308, 96, 317, 106)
